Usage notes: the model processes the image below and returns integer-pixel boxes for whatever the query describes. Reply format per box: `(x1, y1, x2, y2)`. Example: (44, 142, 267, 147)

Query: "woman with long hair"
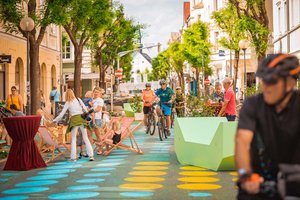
(53, 89, 94, 162)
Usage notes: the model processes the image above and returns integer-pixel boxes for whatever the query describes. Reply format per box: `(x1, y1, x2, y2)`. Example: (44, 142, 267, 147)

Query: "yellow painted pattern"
(133, 166, 168, 171)
(177, 183, 222, 190)
(232, 177, 238, 182)
(179, 171, 218, 176)
(180, 166, 207, 171)
(178, 177, 219, 183)
(120, 183, 163, 190)
(137, 162, 170, 166)
(129, 171, 167, 176)
(229, 172, 238, 176)
(125, 177, 165, 183)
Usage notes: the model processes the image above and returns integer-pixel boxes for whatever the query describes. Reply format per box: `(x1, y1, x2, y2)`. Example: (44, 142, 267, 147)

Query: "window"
(198, 14, 201, 21)
(63, 40, 71, 59)
(278, 7, 281, 34)
(214, 0, 218, 11)
(15, 63, 20, 88)
(50, 24, 56, 35)
(284, 1, 287, 32)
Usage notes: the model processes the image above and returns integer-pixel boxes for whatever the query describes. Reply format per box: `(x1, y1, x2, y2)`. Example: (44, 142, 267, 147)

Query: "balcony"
(193, 1, 204, 9)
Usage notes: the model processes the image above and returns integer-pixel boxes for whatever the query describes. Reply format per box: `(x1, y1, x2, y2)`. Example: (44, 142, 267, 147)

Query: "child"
(111, 121, 121, 144)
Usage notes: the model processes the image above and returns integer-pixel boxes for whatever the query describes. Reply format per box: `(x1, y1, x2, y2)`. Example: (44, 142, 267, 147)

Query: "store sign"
(219, 50, 225, 56)
(0, 55, 11, 64)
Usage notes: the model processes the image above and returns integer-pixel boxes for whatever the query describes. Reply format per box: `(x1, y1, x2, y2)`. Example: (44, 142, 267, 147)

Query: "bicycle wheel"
(163, 117, 168, 139)
(149, 114, 156, 136)
(158, 116, 164, 141)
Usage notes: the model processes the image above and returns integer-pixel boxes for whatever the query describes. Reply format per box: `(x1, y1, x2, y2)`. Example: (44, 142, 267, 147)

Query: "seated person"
(10, 104, 25, 116)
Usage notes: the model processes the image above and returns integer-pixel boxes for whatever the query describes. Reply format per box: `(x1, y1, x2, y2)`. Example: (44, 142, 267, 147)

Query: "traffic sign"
(115, 69, 123, 78)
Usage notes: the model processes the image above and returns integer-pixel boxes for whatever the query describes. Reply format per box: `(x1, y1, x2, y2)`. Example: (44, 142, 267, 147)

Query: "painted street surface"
(0, 128, 237, 199)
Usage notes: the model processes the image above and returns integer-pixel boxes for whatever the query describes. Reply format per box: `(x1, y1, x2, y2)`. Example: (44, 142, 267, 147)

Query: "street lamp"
(238, 39, 249, 99)
(20, 16, 35, 115)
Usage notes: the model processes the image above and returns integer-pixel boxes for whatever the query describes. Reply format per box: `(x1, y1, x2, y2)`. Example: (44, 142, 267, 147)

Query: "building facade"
(272, 0, 300, 58)
(130, 51, 152, 83)
(0, 24, 61, 110)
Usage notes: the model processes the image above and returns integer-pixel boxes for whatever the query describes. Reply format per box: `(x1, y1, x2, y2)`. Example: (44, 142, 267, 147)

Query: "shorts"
(143, 106, 151, 114)
(95, 119, 102, 127)
(159, 104, 172, 116)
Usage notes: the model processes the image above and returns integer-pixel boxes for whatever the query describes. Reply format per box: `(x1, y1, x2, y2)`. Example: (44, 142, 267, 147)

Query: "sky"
(117, 0, 186, 58)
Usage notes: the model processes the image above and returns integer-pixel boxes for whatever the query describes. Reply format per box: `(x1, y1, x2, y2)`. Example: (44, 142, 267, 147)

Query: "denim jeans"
(226, 114, 236, 121)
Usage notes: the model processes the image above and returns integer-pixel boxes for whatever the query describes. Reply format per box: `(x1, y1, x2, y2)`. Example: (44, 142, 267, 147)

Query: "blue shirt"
(50, 90, 60, 102)
(155, 87, 174, 103)
(83, 97, 93, 108)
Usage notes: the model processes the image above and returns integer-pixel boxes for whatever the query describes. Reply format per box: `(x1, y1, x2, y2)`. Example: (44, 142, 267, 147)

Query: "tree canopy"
(91, 5, 142, 88)
(60, 0, 112, 96)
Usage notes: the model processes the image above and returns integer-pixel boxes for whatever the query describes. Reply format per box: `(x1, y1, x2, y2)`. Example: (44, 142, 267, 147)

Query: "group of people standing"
(53, 87, 108, 162)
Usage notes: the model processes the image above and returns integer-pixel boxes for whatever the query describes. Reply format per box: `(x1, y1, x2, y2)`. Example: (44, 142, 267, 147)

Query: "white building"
(130, 51, 152, 83)
(272, 0, 300, 58)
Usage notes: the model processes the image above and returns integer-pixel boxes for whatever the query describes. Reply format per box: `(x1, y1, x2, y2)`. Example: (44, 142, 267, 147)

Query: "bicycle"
(146, 104, 156, 136)
(157, 102, 169, 141)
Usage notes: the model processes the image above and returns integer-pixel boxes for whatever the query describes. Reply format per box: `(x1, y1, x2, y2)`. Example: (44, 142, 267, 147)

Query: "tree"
(212, 3, 247, 94)
(151, 51, 171, 80)
(60, 0, 112, 97)
(0, 0, 70, 114)
(182, 21, 212, 97)
(166, 42, 185, 90)
(92, 5, 141, 89)
(229, 0, 270, 64)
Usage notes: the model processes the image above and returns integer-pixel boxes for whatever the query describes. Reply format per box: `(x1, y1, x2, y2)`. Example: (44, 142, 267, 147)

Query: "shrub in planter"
(129, 95, 143, 113)
(186, 96, 215, 117)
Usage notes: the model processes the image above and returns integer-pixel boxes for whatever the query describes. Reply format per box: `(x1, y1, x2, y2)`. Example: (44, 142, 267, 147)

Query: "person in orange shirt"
(6, 86, 23, 112)
(142, 83, 156, 131)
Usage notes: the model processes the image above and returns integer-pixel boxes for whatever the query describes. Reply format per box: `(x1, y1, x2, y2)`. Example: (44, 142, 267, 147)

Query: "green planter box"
(174, 117, 237, 171)
(123, 103, 143, 117)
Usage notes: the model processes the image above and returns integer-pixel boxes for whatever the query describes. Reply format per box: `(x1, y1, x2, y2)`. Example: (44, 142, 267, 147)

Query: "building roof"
(140, 51, 152, 64)
(183, 2, 190, 24)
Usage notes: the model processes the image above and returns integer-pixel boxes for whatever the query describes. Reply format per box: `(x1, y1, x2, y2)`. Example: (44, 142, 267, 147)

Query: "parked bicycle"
(146, 104, 156, 136)
(157, 102, 169, 141)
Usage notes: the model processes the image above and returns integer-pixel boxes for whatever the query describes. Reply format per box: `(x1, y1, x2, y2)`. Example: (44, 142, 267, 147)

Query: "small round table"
(3, 115, 46, 171)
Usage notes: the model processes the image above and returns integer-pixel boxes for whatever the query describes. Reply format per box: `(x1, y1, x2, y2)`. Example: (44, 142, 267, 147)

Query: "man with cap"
(235, 54, 300, 199)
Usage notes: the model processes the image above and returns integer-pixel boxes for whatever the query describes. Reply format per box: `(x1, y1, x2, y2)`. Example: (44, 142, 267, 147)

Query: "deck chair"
(102, 117, 143, 156)
(37, 124, 70, 163)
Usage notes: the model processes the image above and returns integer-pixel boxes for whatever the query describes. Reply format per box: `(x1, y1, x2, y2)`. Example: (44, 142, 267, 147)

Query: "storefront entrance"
(0, 64, 5, 102)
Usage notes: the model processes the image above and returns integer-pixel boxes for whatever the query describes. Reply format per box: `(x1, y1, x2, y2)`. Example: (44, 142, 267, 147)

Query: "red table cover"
(3, 115, 46, 171)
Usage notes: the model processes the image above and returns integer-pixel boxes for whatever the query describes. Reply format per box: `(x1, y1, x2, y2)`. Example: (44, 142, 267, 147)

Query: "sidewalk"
(0, 127, 237, 199)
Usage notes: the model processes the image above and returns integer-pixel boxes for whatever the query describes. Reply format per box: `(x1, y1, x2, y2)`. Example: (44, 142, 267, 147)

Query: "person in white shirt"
(53, 89, 94, 162)
(92, 87, 105, 154)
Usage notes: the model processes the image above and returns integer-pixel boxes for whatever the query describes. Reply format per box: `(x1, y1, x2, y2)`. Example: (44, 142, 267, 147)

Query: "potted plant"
(129, 94, 143, 120)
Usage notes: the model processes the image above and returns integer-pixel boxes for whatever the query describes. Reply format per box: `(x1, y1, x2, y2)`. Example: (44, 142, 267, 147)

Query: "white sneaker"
(69, 159, 77, 162)
(89, 157, 94, 161)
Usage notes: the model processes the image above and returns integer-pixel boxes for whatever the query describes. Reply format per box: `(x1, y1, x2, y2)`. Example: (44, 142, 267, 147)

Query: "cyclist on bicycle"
(142, 83, 156, 132)
(173, 86, 185, 117)
(236, 54, 300, 199)
(155, 79, 175, 136)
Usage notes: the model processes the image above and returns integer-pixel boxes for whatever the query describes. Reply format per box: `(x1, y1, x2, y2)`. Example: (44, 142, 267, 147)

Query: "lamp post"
(20, 16, 35, 115)
(238, 39, 249, 99)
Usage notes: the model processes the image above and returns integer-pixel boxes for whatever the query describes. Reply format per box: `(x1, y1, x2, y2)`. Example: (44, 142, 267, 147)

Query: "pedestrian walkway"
(0, 127, 237, 199)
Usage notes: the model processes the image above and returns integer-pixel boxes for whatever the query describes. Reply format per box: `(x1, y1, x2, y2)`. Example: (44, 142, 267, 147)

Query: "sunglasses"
(11, 89, 16, 92)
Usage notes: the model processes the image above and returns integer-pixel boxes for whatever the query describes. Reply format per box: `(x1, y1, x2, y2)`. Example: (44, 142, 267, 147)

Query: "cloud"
(117, 0, 186, 57)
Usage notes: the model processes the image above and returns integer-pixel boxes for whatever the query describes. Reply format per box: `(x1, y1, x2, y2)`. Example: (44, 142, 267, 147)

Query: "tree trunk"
(180, 71, 185, 91)
(74, 46, 83, 97)
(233, 50, 240, 99)
(29, 41, 41, 114)
(98, 52, 106, 89)
(196, 68, 200, 97)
